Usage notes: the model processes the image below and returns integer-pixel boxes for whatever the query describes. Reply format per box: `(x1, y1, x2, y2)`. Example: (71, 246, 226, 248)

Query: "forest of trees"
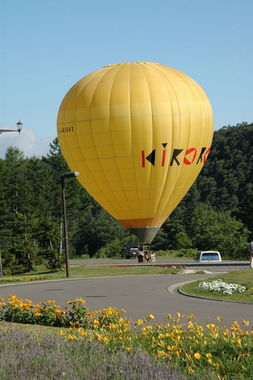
(0, 122, 252, 274)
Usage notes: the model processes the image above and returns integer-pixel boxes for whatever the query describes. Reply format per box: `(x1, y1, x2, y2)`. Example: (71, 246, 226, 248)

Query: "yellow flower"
(9, 295, 17, 300)
(24, 298, 32, 304)
(135, 319, 144, 325)
(77, 327, 88, 336)
(54, 309, 64, 316)
(93, 319, 99, 328)
(148, 314, 155, 320)
(187, 321, 194, 329)
(215, 316, 222, 322)
(94, 332, 102, 341)
(194, 352, 201, 360)
(156, 349, 166, 357)
(75, 298, 86, 304)
(206, 323, 216, 330)
(206, 353, 212, 359)
(242, 320, 249, 326)
(102, 336, 109, 344)
(231, 320, 240, 330)
(68, 334, 77, 340)
(108, 323, 117, 330)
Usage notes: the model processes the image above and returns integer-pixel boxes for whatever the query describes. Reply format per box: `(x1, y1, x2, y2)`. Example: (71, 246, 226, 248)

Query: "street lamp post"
(16, 121, 23, 134)
(61, 171, 80, 278)
(0, 121, 23, 134)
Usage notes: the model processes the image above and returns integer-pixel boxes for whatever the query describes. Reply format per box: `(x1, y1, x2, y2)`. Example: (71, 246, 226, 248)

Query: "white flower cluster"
(199, 279, 246, 295)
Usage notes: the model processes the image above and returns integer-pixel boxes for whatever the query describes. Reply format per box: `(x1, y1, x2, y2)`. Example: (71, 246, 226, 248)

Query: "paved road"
(71, 257, 250, 268)
(0, 269, 252, 326)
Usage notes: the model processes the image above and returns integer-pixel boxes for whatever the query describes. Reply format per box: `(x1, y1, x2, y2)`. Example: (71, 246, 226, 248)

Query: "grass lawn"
(180, 269, 253, 303)
(0, 264, 182, 285)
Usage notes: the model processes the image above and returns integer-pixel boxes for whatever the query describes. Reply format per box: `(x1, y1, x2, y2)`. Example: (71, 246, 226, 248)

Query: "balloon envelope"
(57, 62, 213, 243)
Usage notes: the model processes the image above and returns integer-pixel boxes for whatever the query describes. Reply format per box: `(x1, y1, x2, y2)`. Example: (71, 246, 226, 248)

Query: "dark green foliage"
(0, 123, 252, 270)
(72, 207, 127, 257)
(196, 123, 253, 236)
(153, 122, 253, 254)
(96, 234, 139, 258)
(189, 203, 249, 258)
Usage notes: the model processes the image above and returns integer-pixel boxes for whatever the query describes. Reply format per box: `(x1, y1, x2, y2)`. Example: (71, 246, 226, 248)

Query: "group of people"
(138, 249, 156, 263)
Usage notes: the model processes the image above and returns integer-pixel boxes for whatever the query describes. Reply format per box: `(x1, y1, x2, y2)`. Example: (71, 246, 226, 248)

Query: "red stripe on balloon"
(161, 150, 166, 166)
(141, 151, 145, 167)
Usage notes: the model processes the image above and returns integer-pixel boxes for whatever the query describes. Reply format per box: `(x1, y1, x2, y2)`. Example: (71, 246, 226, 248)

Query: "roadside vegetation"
(0, 264, 183, 285)
(1, 295, 253, 379)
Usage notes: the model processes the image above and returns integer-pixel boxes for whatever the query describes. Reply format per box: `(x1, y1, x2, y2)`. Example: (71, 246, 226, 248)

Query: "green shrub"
(81, 254, 90, 259)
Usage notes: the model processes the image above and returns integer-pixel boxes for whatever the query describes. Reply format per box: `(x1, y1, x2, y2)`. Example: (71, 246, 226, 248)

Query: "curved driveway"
(0, 272, 252, 326)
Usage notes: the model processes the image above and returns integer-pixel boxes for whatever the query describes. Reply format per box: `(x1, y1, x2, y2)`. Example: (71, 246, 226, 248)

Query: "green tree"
(7, 211, 39, 273)
(36, 214, 63, 270)
(190, 203, 249, 258)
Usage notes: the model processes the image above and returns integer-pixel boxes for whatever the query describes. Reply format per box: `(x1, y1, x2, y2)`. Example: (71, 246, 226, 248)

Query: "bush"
(0, 296, 89, 328)
(155, 250, 179, 257)
(45, 248, 63, 270)
(154, 249, 197, 258)
(81, 254, 90, 259)
(177, 248, 197, 258)
(96, 235, 138, 258)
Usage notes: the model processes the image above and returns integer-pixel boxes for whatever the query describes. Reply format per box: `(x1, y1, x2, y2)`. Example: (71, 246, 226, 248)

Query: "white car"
(195, 251, 222, 262)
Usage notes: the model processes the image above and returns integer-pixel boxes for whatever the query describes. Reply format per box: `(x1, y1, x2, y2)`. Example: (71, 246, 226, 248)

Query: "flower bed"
(199, 279, 246, 295)
(1, 295, 253, 379)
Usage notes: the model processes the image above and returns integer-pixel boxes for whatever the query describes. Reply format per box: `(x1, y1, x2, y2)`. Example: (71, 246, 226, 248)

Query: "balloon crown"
(104, 62, 160, 68)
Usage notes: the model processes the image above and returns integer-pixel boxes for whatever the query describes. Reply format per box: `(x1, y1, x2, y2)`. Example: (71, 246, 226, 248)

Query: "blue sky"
(1, 0, 252, 157)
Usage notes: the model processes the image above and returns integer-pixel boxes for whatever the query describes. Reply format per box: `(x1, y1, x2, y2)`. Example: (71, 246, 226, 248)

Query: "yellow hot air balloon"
(57, 62, 213, 244)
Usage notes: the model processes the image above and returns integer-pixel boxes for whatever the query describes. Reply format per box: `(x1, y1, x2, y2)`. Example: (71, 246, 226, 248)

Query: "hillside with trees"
(0, 122, 252, 274)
